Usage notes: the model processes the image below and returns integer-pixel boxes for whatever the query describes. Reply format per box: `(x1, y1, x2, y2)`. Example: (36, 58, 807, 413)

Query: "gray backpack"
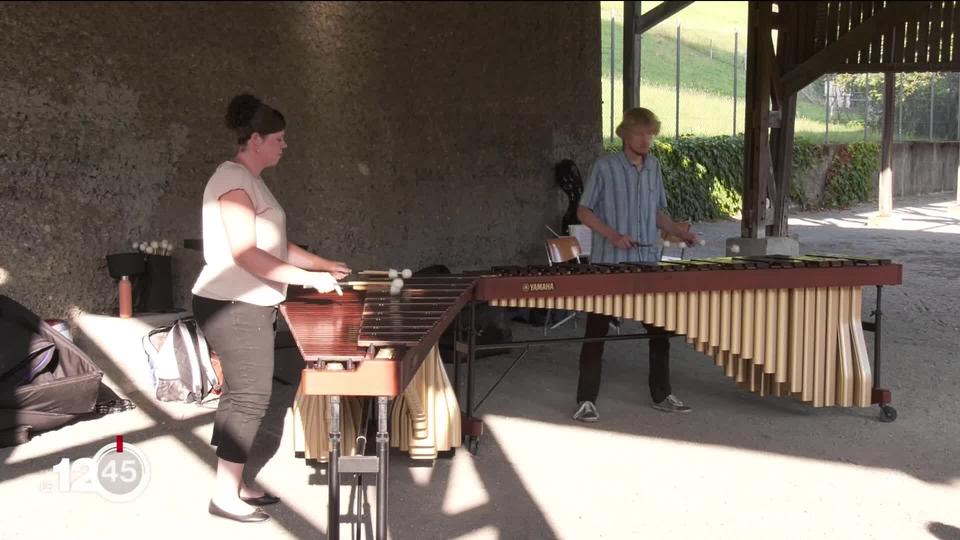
(142, 318, 218, 403)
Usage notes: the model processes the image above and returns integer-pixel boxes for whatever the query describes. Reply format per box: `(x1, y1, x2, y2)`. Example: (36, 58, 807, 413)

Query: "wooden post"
(770, 1, 798, 238)
(733, 29, 739, 136)
(624, 1, 640, 110)
(879, 72, 895, 218)
(741, 1, 773, 239)
(610, 16, 616, 139)
(675, 23, 681, 139)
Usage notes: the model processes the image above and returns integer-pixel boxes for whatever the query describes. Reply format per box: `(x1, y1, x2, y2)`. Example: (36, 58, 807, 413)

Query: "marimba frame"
(454, 270, 899, 454)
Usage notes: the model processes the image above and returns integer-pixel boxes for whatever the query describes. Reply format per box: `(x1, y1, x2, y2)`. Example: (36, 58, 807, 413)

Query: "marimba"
(280, 275, 475, 540)
(456, 254, 902, 445)
(280, 255, 902, 534)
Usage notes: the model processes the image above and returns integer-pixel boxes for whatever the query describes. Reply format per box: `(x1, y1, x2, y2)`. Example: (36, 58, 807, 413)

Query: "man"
(573, 107, 699, 423)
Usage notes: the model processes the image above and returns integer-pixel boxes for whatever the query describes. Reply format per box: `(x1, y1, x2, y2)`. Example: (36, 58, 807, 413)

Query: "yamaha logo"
(522, 282, 556, 292)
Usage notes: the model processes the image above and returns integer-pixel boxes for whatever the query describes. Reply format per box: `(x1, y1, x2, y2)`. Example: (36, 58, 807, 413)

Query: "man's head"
(615, 107, 661, 156)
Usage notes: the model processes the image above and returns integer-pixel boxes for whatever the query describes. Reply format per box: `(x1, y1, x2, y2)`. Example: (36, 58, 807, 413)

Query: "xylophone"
(458, 254, 902, 440)
(279, 274, 476, 540)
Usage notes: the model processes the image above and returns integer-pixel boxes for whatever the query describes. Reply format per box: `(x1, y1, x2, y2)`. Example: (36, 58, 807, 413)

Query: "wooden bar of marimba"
(279, 275, 475, 540)
(471, 255, 901, 411)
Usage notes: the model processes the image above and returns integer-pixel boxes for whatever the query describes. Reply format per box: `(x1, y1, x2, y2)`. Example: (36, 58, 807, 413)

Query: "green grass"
(599, 1, 870, 143)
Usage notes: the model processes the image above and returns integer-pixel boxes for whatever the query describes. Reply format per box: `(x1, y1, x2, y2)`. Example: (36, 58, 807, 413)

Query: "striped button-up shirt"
(579, 151, 667, 264)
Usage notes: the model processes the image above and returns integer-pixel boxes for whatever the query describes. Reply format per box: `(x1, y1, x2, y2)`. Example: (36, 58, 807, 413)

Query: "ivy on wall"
(790, 139, 824, 209)
(601, 136, 873, 220)
(820, 142, 879, 209)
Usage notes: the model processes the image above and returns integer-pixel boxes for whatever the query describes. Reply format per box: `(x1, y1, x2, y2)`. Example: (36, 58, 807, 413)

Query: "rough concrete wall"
(795, 142, 958, 206)
(890, 142, 959, 197)
(0, 2, 600, 319)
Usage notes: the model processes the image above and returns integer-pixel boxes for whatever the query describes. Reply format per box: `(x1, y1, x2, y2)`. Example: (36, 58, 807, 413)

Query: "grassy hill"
(600, 1, 868, 143)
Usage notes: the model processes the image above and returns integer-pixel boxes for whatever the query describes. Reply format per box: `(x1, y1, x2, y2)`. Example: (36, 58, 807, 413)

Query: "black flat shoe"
(240, 492, 281, 506)
(208, 500, 270, 523)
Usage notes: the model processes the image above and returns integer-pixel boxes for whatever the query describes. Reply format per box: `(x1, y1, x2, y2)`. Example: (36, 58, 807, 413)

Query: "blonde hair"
(615, 107, 661, 138)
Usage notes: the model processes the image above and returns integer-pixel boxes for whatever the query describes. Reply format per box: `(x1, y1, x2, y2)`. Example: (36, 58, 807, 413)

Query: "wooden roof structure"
(625, 1, 960, 240)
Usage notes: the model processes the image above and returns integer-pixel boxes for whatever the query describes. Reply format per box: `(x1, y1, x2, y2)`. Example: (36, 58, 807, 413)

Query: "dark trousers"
(577, 313, 672, 404)
(192, 295, 276, 464)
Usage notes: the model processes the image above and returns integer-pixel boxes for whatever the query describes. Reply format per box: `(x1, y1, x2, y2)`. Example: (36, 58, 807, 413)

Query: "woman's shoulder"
(208, 161, 256, 187)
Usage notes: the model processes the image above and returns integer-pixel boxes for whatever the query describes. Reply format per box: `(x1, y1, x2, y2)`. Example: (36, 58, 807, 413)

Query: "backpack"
(142, 318, 219, 404)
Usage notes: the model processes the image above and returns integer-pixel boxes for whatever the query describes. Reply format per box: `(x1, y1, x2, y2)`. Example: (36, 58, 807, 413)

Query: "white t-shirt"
(191, 161, 289, 306)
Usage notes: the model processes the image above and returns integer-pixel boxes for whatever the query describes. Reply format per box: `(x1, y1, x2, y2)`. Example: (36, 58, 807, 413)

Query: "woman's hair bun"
(225, 94, 262, 130)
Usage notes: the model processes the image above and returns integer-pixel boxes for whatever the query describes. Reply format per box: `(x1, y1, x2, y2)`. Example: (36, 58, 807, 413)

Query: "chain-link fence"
(602, 5, 960, 144)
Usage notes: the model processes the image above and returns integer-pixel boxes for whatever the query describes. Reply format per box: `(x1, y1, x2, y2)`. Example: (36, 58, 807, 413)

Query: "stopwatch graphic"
(51, 436, 151, 502)
(92, 436, 150, 502)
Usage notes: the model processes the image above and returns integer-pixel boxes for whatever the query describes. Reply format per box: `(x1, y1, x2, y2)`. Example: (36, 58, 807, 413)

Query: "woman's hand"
(328, 261, 352, 280)
(302, 271, 341, 294)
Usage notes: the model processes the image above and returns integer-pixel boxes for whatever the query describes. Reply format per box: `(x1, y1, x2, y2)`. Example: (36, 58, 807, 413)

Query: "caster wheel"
(879, 405, 897, 423)
(467, 437, 480, 455)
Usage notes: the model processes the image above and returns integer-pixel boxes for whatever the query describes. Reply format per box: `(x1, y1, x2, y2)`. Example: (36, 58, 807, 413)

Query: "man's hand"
(610, 233, 639, 250)
(679, 230, 700, 246)
(328, 261, 352, 280)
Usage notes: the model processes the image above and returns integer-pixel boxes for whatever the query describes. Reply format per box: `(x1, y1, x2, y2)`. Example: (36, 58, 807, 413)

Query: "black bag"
(555, 158, 584, 235)
(138, 254, 175, 312)
(0, 295, 103, 446)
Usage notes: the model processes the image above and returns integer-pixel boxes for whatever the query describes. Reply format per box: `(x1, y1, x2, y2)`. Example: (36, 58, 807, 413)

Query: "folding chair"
(543, 236, 582, 334)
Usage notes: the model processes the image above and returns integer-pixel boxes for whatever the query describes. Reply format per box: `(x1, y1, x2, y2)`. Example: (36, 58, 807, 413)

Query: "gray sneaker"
(652, 394, 692, 414)
(573, 401, 599, 422)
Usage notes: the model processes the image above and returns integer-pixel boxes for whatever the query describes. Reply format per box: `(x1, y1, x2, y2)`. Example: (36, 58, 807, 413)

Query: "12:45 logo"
(47, 436, 150, 502)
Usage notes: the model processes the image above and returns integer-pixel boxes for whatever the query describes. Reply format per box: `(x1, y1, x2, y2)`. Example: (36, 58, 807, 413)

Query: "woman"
(192, 94, 350, 523)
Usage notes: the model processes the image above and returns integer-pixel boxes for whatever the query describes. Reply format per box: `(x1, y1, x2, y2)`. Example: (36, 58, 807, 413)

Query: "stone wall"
(0, 2, 600, 318)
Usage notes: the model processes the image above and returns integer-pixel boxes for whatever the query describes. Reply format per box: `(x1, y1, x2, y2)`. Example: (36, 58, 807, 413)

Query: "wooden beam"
(771, 11, 783, 30)
(624, 1, 640, 110)
(742, 1, 774, 239)
(939, 1, 953, 64)
(782, 1, 925, 95)
(770, 94, 797, 237)
(929, 1, 943, 63)
(769, 32, 785, 110)
(825, 60, 960, 73)
(771, 1, 799, 237)
(769, 110, 782, 128)
(826, 1, 840, 47)
(878, 72, 895, 217)
(951, 0, 959, 65)
(867, 2, 882, 64)
(636, 1, 694, 35)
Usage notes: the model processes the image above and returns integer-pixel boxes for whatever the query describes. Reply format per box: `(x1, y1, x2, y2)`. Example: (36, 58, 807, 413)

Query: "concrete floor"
(3, 194, 959, 540)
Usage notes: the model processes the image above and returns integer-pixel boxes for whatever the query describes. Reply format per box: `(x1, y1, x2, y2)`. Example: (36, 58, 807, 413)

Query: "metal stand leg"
(466, 302, 476, 419)
(329, 396, 342, 540)
(870, 285, 897, 422)
(376, 397, 388, 540)
(463, 302, 483, 454)
(354, 399, 372, 540)
(453, 313, 461, 407)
